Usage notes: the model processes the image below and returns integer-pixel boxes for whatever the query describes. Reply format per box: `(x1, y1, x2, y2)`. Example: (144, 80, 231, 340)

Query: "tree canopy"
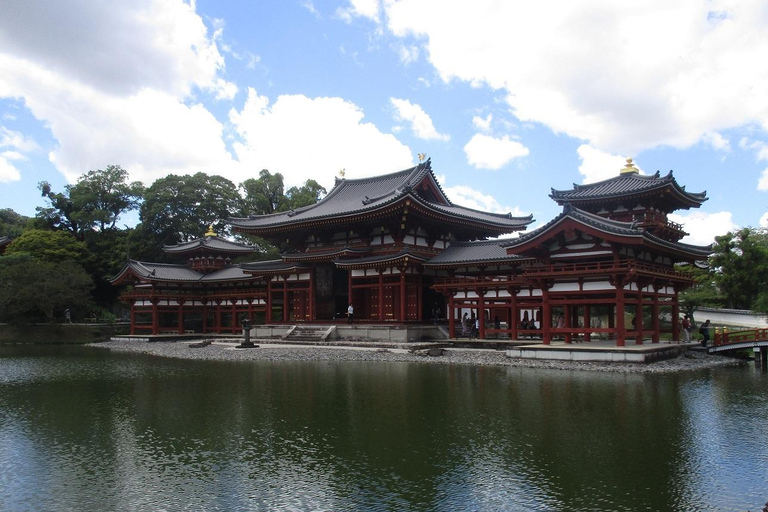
(37, 165, 143, 238)
(5, 229, 88, 263)
(710, 227, 768, 310)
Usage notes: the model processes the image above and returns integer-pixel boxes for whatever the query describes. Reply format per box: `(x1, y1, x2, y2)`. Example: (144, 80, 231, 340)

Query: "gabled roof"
(550, 169, 707, 209)
(501, 205, 713, 260)
(110, 260, 260, 284)
(230, 160, 533, 234)
(281, 246, 371, 262)
(333, 248, 430, 269)
(424, 239, 532, 268)
(0, 236, 11, 252)
(163, 236, 256, 255)
(239, 260, 310, 275)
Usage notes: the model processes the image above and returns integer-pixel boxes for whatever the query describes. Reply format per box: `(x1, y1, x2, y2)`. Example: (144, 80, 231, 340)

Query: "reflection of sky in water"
(1, 347, 767, 511)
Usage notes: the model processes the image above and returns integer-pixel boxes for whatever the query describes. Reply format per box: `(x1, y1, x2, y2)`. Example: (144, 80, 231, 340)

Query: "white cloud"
(337, 0, 381, 23)
(669, 210, 737, 246)
(381, 1, 768, 156)
(0, 126, 39, 153)
(0, 149, 23, 182)
(702, 131, 730, 152)
(436, 175, 525, 216)
(760, 212, 768, 228)
(0, 0, 231, 98)
(472, 113, 492, 132)
(390, 98, 449, 141)
(759, 167, 768, 191)
(230, 88, 414, 191)
(577, 144, 630, 183)
(463, 133, 528, 170)
(396, 44, 419, 65)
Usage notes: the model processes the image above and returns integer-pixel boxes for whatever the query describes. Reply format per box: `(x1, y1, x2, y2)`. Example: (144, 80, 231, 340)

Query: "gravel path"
(92, 339, 743, 374)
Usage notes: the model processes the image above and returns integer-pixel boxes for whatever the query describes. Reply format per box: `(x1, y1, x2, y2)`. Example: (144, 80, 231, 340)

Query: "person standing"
(681, 315, 691, 343)
(64, 308, 72, 324)
(347, 303, 354, 324)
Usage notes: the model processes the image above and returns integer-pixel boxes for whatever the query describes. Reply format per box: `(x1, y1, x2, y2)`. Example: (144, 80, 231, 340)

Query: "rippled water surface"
(1, 345, 767, 511)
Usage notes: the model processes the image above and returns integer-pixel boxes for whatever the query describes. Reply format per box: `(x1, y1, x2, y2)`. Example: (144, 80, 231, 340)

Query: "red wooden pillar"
(399, 271, 406, 322)
(348, 270, 353, 317)
(215, 300, 221, 333)
(283, 276, 288, 323)
(448, 294, 455, 338)
(635, 290, 644, 345)
(202, 303, 208, 333)
(564, 304, 572, 344)
(417, 273, 423, 322)
(616, 286, 626, 347)
(478, 292, 486, 339)
(509, 291, 517, 340)
(151, 299, 159, 335)
(541, 288, 551, 345)
(378, 272, 384, 321)
(177, 299, 184, 334)
(309, 269, 315, 321)
(231, 301, 237, 333)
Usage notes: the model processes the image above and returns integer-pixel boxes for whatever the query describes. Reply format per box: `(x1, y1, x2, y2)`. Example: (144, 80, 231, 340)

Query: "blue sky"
(2, 0, 768, 244)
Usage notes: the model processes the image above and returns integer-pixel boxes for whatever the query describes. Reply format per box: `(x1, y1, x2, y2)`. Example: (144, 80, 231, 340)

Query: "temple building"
(0, 236, 11, 255)
(112, 158, 712, 345)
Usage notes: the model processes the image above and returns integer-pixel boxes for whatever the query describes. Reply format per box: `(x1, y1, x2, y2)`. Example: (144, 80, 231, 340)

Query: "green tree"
(5, 229, 88, 263)
(286, 179, 326, 210)
(37, 165, 143, 238)
(139, 173, 241, 245)
(239, 169, 287, 215)
(710, 227, 768, 310)
(0, 208, 31, 238)
(0, 257, 94, 324)
(678, 265, 724, 323)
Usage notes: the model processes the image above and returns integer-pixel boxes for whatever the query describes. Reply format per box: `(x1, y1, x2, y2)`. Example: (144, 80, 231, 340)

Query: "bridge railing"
(713, 327, 768, 346)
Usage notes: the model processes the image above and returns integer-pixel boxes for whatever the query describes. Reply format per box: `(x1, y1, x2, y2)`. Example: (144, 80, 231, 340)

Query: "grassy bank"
(0, 323, 130, 345)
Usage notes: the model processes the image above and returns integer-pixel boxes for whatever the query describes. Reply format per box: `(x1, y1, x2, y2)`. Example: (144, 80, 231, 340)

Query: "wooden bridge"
(711, 327, 768, 367)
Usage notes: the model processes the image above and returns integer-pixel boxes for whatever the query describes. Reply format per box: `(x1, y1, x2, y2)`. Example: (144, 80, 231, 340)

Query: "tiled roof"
(163, 236, 256, 254)
(239, 260, 310, 273)
(230, 160, 532, 232)
(501, 205, 713, 258)
(424, 238, 530, 267)
(111, 260, 261, 283)
(281, 246, 371, 261)
(333, 248, 430, 268)
(0, 236, 11, 247)
(550, 171, 707, 206)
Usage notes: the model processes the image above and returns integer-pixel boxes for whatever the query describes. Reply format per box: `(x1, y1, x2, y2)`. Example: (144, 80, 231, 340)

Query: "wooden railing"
(714, 328, 768, 346)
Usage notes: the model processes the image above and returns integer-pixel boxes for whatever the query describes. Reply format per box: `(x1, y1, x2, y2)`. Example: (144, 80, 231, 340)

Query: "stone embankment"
(94, 339, 742, 374)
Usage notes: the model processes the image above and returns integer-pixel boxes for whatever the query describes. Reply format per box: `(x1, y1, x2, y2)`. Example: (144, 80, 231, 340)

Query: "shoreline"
(92, 339, 744, 374)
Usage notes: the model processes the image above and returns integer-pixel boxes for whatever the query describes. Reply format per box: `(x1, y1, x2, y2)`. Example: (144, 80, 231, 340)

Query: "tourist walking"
(681, 314, 691, 343)
(347, 303, 354, 324)
(699, 319, 711, 347)
(64, 308, 72, 324)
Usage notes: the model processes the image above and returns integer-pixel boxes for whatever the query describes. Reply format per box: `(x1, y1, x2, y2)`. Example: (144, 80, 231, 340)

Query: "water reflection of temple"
(112, 158, 711, 346)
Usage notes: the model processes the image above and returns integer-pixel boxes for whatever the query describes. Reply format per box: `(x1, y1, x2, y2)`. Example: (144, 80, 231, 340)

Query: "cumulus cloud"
(577, 144, 630, 183)
(377, 1, 768, 156)
(0, 151, 22, 182)
(669, 210, 737, 246)
(230, 89, 414, 191)
(0, 0, 232, 98)
(337, 0, 381, 23)
(390, 98, 449, 141)
(0, 127, 40, 153)
(463, 133, 529, 170)
(760, 212, 768, 228)
(759, 168, 768, 191)
(436, 175, 526, 216)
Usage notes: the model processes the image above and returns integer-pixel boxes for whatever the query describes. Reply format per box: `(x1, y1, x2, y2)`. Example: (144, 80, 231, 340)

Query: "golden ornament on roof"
(205, 224, 217, 237)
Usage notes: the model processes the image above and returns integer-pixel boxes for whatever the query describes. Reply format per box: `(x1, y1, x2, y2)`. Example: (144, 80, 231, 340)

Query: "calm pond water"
(0, 345, 766, 512)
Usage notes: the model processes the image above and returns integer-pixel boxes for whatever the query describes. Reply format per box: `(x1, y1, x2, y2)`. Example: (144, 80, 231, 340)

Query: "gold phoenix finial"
(418, 152, 426, 162)
(339, 168, 346, 178)
(205, 224, 217, 237)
